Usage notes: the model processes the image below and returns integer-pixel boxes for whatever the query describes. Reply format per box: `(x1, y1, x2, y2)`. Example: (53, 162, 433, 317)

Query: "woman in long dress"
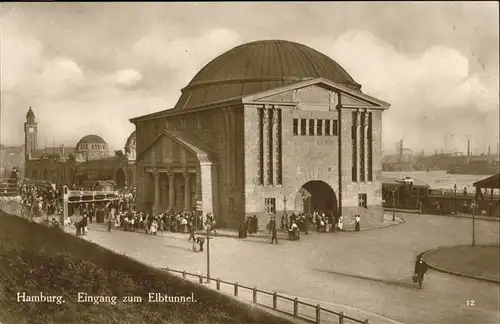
(150, 220, 158, 235)
(338, 216, 344, 231)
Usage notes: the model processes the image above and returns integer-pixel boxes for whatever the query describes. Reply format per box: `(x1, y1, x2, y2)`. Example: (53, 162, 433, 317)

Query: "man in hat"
(413, 254, 428, 289)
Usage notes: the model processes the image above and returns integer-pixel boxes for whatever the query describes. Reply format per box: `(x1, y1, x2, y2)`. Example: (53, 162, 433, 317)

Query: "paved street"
(76, 213, 500, 324)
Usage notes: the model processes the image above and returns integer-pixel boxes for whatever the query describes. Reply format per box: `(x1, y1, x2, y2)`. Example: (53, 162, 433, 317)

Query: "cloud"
(0, 9, 43, 90)
(308, 30, 499, 153)
(113, 68, 143, 88)
(133, 27, 242, 85)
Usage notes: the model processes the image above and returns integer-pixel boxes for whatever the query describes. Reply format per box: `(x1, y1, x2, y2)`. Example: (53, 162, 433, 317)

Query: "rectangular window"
(293, 118, 298, 136)
(265, 198, 276, 214)
(358, 193, 367, 208)
(332, 120, 338, 136)
(229, 197, 235, 212)
(300, 119, 307, 135)
(325, 119, 331, 136)
(317, 119, 323, 135)
(308, 119, 315, 135)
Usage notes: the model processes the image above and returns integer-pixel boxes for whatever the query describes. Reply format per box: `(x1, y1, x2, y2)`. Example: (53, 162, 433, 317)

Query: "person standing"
(354, 214, 361, 232)
(188, 221, 196, 242)
(413, 254, 428, 289)
(107, 214, 113, 232)
(269, 216, 278, 244)
(338, 215, 344, 231)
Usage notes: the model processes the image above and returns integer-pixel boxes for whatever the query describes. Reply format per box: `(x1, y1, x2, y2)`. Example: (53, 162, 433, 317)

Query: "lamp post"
(472, 206, 476, 247)
(453, 184, 457, 215)
(206, 221, 210, 283)
(392, 189, 396, 221)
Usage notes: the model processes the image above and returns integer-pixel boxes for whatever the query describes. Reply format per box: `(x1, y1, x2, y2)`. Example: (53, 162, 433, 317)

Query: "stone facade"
(132, 79, 389, 230)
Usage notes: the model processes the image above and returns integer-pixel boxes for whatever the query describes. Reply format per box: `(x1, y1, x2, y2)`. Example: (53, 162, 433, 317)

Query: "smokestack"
(488, 145, 491, 156)
(467, 140, 470, 156)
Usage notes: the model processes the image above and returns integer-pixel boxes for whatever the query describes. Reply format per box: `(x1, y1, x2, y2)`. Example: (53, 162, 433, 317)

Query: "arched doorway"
(295, 180, 338, 215)
(115, 168, 126, 188)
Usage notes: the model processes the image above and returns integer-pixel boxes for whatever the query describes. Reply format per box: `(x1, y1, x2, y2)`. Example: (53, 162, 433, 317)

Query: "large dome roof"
(174, 40, 361, 110)
(77, 134, 107, 145)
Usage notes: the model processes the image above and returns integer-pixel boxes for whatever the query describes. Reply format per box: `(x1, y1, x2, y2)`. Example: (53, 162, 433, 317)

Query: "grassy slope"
(0, 212, 293, 324)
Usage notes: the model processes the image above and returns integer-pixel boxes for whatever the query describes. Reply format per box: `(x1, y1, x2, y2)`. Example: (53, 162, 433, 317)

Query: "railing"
(163, 268, 369, 324)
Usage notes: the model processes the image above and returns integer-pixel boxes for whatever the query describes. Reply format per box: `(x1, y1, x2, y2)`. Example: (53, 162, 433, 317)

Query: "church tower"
(24, 106, 38, 159)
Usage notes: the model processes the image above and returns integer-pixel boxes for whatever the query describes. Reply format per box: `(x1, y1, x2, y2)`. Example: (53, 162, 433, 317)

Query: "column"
(167, 170, 175, 211)
(273, 108, 281, 185)
(257, 108, 264, 185)
(183, 171, 191, 212)
(356, 111, 362, 182)
(364, 111, 369, 182)
(153, 169, 160, 214)
(263, 107, 270, 185)
(200, 161, 214, 217)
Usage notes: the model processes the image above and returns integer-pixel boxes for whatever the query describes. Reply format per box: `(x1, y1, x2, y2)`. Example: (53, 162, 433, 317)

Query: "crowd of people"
(237, 211, 363, 243)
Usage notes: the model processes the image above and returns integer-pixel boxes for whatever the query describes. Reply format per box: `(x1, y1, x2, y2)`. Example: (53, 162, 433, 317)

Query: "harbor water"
(382, 171, 496, 192)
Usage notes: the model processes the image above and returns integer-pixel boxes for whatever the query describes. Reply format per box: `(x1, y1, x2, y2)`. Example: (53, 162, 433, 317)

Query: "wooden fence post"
(252, 287, 257, 303)
(315, 304, 321, 324)
(216, 278, 220, 290)
(234, 282, 238, 296)
(339, 311, 344, 324)
(272, 292, 277, 309)
(293, 298, 298, 317)
(182, 270, 186, 279)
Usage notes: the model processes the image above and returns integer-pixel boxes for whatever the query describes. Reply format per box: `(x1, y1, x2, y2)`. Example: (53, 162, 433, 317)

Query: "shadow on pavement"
(313, 269, 419, 290)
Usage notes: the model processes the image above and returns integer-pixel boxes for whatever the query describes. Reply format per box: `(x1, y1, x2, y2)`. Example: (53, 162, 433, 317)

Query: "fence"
(164, 268, 369, 324)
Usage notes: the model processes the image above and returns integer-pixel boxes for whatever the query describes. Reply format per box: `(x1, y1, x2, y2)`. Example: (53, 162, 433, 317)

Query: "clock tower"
(24, 106, 38, 159)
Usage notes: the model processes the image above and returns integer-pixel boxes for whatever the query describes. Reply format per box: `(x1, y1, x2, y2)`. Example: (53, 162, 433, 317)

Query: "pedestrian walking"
(413, 254, 428, 289)
(188, 221, 196, 242)
(269, 216, 278, 244)
(107, 215, 112, 232)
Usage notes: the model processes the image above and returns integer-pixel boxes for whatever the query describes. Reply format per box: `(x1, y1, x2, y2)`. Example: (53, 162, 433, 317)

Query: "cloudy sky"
(1, 2, 498, 154)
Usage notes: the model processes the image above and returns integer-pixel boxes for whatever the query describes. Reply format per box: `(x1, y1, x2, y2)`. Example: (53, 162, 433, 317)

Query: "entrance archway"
(295, 180, 338, 215)
(115, 168, 126, 188)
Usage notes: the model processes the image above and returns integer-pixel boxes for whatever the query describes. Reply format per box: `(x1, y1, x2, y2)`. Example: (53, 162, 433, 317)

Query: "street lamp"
(472, 206, 476, 247)
(205, 214, 211, 284)
(392, 189, 396, 221)
(453, 184, 457, 215)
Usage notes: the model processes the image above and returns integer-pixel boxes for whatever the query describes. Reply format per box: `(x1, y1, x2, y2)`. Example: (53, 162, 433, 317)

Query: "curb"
(422, 246, 500, 285)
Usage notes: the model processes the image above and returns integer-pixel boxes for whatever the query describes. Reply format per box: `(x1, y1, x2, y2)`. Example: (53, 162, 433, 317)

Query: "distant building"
(23, 107, 136, 187)
(0, 145, 24, 178)
(130, 40, 390, 229)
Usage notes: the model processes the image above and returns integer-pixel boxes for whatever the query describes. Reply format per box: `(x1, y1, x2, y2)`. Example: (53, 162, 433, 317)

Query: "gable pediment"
(340, 93, 374, 107)
(243, 78, 390, 109)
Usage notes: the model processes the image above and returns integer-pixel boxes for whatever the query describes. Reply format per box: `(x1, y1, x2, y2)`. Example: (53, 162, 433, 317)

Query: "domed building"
(75, 134, 110, 160)
(130, 40, 390, 229)
(24, 109, 136, 188)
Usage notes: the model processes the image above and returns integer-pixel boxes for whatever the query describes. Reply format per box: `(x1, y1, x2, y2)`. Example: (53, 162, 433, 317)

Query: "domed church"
(130, 40, 390, 229)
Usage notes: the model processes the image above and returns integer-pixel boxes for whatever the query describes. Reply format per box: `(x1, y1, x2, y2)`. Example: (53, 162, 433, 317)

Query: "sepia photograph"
(0, 2, 499, 324)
